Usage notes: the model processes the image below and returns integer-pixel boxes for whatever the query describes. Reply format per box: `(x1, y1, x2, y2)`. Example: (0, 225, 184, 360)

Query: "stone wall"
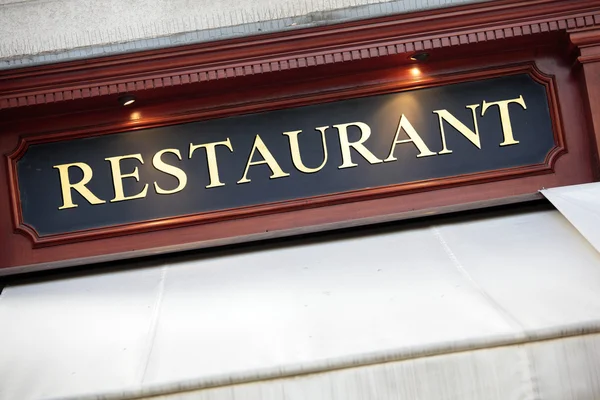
(0, 0, 489, 68)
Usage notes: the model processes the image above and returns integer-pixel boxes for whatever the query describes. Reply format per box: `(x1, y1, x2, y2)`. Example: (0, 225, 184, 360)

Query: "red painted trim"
(0, 0, 597, 274)
(6, 63, 566, 247)
(570, 28, 600, 177)
(0, 0, 599, 109)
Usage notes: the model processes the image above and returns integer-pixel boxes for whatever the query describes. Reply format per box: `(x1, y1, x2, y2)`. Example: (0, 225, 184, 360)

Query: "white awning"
(1, 187, 600, 400)
(541, 182, 600, 254)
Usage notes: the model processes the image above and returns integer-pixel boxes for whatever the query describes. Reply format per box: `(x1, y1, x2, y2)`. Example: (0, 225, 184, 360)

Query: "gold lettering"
(335, 122, 383, 169)
(481, 95, 527, 146)
(237, 135, 290, 184)
(152, 149, 188, 195)
(105, 154, 149, 202)
(283, 126, 329, 174)
(189, 139, 233, 188)
(384, 114, 437, 162)
(53, 162, 106, 210)
(433, 104, 481, 155)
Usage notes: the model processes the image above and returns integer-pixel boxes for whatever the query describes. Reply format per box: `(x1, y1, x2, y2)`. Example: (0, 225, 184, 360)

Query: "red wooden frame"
(1, 0, 599, 275)
(0, 0, 598, 110)
(6, 63, 566, 247)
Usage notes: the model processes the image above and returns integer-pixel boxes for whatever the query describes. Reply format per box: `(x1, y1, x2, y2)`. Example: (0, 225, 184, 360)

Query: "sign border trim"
(6, 62, 566, 247)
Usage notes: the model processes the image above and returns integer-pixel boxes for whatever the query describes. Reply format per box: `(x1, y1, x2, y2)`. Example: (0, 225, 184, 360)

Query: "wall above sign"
(10, 69, 562, 246)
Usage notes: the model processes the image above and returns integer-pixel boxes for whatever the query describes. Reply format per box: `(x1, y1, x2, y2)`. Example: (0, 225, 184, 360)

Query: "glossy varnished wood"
(0, 0, 598, 274)
(6, 63, 566, 247)
(570, 29, 600, 178)
(0, 0, 599, 110)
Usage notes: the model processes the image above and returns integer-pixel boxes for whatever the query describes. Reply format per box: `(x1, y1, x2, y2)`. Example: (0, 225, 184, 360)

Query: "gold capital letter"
(384, 115, 437, 162)
(237, 135, 290, 184)
(53, 162, 106, 210)
(433, 104, 481, 155)
(152, 149, 188, 195)
(283, 126, 329, 174)
(335, 122, 383, 169)
(189, 139, 233, 188)
(105, 154, 149, 202)
(481, 95, 527, 146)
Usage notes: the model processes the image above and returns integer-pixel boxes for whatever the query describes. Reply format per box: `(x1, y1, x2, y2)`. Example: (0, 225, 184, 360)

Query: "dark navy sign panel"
(17, 74, 555, 236)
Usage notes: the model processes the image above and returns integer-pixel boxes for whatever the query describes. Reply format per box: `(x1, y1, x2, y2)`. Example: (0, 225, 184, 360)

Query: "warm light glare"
(118, 94, 137, 106)
(410, 67, 421, 77)
(130, 111, 142, 120)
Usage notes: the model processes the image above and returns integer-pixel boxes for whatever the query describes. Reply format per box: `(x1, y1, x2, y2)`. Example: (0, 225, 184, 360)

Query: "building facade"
(1, 0, 600, 399)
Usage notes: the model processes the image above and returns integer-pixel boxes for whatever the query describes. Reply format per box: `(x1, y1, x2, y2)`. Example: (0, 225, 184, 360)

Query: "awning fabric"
(1, 186, 600, 399)
(541, 182, 600, 254)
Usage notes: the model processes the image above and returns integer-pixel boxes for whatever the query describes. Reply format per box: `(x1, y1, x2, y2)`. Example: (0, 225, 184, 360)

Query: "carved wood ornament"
(1, 0, 599, 275)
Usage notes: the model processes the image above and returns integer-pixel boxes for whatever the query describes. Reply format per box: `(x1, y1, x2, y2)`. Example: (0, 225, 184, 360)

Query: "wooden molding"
(571, 29, 600, 64)
(6, 63, 566, 247)
(0, 0, 599, 109)
(0, 0, 595, 275)
(570, 28, 600, 47)
(569, 28, 600, 177)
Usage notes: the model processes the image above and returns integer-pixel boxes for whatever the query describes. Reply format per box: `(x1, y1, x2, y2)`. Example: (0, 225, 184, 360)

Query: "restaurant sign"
(12, 73, 558, 244)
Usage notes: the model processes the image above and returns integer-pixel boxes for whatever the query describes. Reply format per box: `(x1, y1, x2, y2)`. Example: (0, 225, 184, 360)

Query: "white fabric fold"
(2, 206, 600, 399)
